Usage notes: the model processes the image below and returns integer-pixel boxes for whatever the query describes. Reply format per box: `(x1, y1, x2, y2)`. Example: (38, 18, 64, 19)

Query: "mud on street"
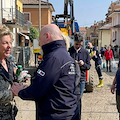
(15, 60, 119, 120)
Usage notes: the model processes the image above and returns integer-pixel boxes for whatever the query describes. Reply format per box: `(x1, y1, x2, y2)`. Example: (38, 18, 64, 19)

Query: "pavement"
(81, 59, 119, 120)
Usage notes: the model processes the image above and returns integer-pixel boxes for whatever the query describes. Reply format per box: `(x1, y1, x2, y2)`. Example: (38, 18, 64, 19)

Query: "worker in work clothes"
(87, 42, 104, 87)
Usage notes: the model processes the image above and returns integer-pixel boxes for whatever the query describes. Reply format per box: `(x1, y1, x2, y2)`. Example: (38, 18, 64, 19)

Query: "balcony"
(90, 33, 98, 40)
(112, 24, 120, 28)
(2, 8, 25, 28)
(20, 20, 32, 33)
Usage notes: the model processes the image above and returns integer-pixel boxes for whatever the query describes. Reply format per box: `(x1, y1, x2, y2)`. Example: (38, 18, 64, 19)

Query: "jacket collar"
(42, 40, 66, 56)
(72, 46, 83, 53)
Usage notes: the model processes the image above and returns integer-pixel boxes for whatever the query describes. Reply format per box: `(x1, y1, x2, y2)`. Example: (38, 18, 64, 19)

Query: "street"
(15, 59, 119, 120)
(81, 59, 118, 120)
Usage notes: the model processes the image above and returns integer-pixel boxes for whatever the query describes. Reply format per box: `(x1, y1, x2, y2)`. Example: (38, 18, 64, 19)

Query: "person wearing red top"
(104, 46, 113, 72)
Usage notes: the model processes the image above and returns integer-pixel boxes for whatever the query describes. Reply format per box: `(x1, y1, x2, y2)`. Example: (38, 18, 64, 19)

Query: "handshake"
(17, 70, 31, 83)
(10, 82, 28, 96)
(10, 70, 31, 96)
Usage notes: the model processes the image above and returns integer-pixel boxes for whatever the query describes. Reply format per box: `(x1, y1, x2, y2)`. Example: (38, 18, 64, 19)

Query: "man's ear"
(46, 32, 51, 41)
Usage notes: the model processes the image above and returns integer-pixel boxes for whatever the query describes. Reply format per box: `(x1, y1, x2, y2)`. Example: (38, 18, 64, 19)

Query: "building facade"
(1, 0, 25, 47)
(106, 0, 120, 47)
(79, 27, 87, 39)
(98, 24, 111, 51)
(23, 0, 55, 30)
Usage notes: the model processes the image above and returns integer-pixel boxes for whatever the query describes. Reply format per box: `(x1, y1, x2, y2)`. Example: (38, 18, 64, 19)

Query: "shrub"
(29, 26, 39, 43)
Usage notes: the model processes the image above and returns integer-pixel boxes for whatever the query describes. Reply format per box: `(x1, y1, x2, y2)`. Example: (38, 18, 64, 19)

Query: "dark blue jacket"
(18, 40, 78, 120)
(90, 47, 101, 62)
(68, 46, 91, 81)
(116, 68, 120, 95)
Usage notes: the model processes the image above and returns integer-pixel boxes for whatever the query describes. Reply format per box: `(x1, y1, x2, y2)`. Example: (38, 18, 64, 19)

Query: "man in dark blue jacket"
(68, 33, 90, 120)
(69, 33, 91, 99)
(11, 24, 80, 120)
(111, 68, 120, 120)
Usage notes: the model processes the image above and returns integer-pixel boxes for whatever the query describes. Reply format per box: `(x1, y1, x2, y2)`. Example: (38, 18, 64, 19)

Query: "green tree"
(29, 26, 39, 42)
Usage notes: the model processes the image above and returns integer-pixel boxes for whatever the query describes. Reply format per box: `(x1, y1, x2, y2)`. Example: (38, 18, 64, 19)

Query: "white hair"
(62, 34, 71, 50)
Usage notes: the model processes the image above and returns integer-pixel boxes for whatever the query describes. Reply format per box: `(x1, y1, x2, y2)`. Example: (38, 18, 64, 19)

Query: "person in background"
(37, 53, 43, 65)
(110, 45, 115, 58)
(61, 34, 70, 51)
(100, 47, 105, 59)
(10, 24, 80, 120)
(62, 33, 81, 119)
(104, 45, 107, 50)
(87, 42, 104, 87)
(103, 46, 113, 72)
(69, 33, 91, 99)
(0, 24, 19, 120)
(111, 69, 120, 120)
(68, 33, 91, 119)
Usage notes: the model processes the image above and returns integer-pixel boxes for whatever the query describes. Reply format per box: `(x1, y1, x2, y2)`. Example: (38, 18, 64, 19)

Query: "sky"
(49, 0, 117, 27)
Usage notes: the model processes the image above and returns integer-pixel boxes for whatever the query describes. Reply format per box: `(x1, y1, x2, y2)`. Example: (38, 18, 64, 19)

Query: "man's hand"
(10, 82, 28, 96)
(17, 70, 31, 83)
(111, 84, 115, 94)
(78, 60, 84, 66)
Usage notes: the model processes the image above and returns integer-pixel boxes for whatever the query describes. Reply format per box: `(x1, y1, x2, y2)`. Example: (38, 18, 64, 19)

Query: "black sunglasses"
(75, 43, 81, 46)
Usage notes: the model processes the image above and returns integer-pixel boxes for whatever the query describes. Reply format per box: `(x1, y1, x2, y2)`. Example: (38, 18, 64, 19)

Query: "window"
(113, 17, 114, 26)
(24, 12, 31, 21)
(115, 31, 117, 39)
(113, 31, 114, 39)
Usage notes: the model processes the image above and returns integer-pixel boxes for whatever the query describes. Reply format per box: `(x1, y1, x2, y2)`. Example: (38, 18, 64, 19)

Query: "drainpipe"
(15, 0, 17, 47)
(12, 6, 13, 20)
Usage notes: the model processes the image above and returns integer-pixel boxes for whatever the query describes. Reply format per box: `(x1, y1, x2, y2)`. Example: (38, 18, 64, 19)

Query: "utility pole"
(35, 0, 41, 67)
(39, 0, 41, 31)
(0, 0, 3, 24)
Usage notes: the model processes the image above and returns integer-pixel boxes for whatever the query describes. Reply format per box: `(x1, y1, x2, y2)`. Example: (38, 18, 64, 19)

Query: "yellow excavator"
(52, 0, 79, 43)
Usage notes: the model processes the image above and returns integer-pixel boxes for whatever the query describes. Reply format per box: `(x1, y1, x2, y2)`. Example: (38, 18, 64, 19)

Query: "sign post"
(33, 39, 40, 66)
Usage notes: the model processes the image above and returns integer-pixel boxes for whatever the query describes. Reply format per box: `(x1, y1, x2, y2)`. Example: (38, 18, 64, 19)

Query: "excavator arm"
(53, 0, 75, 36)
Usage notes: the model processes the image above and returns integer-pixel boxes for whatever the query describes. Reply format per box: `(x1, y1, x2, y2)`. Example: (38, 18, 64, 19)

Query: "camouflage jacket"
(0, 58, 15, 104)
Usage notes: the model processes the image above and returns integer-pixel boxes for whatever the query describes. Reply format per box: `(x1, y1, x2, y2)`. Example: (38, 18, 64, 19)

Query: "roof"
(23, 0, 49, 4)
(23, 0, 55, 12)
(99, 23, 111, 30)
(79, 27, 86, 32)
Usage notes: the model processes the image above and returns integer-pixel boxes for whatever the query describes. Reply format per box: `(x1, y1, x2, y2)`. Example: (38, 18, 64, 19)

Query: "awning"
(18, 32, 29, 40)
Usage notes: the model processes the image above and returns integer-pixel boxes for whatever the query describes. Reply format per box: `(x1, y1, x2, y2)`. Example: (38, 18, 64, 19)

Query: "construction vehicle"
(52, 0, 94, 92)
(52, 0, 79, 45)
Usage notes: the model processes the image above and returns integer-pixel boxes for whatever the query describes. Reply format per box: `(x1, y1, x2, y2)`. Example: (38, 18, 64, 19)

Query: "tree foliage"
(29, 26, 39, 42)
